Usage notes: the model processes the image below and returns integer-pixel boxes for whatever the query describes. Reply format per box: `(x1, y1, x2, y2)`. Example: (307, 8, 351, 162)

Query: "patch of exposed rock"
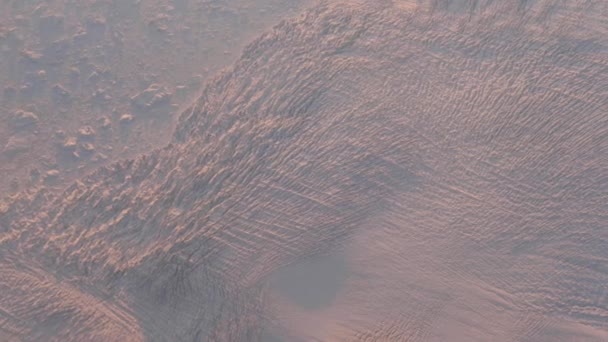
(130, 84, 172, 111)
(8, 110, 39, 131)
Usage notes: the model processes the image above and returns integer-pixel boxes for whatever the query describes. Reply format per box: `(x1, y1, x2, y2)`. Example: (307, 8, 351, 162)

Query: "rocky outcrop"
(8, 109, 39, 131)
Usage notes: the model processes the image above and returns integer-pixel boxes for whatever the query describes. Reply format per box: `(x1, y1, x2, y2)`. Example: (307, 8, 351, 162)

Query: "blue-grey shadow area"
(270, 252, 350, 311)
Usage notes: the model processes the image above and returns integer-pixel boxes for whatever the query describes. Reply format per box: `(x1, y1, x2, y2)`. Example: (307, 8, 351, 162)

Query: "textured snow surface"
(1, 0, 608, 340)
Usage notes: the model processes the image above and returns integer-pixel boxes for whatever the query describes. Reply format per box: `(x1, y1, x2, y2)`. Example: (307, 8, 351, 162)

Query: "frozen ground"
(0, 0, 308, 195)
(1, 0, 607, 341)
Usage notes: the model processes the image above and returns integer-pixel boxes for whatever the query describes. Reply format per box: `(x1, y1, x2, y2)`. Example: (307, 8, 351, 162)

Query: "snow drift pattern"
(1, 0, 607, 340)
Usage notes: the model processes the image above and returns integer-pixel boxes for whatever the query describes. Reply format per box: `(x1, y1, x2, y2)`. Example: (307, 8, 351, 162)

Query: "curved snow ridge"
(1, 0, 607, 340)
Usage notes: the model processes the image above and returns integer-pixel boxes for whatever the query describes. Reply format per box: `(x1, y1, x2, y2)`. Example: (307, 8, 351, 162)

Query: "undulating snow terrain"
(1, 0, 607, 340)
